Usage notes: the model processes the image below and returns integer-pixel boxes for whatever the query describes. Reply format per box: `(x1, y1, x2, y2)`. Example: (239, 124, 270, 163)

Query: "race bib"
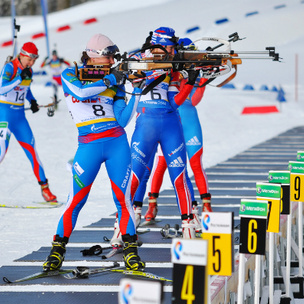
(0, 122, 8, 141)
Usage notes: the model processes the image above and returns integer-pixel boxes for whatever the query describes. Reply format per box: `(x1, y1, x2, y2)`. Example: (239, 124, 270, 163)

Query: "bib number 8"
(92, 105, 105, 116)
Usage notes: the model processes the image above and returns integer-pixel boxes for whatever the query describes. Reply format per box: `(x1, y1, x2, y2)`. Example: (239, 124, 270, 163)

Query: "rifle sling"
(141, 73, 167, 95)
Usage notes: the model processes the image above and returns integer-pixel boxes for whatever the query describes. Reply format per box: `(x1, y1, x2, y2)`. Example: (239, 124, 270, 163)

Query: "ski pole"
(5, 18, 20, 64)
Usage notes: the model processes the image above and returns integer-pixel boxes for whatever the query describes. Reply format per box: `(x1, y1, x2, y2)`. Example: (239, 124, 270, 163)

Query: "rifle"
(5, 18, 20, 64)
(74, 33, 280, 88)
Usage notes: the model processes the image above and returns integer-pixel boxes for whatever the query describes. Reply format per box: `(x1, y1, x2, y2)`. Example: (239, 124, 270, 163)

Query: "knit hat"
(85, 34, 119, 58)
(151, 27, 178, 46)
(20, 42, 39, 59)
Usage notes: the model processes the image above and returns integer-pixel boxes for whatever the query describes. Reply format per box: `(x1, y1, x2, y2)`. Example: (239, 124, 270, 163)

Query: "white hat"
(85, 34, 119, 58)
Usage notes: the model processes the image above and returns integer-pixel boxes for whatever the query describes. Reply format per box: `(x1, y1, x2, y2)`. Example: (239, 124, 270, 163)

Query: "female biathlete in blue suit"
(130, 27, 200, 238)
(0, 42, 57, 202)
(43, 34, 144, 272)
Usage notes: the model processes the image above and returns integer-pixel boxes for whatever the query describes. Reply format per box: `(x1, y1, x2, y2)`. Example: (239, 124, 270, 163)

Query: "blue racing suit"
(55, 65, 140, 239)
(0, 58, 47, 183)
(130, 69, 194, 217)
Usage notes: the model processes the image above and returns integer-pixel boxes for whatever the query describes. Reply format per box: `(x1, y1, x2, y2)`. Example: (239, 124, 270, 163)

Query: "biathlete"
(130, 27, 200, 238)
(143, 38, 212, 230)
(0, 42, 57, 202)
(41, 49, 70, 103)
(43, 34, 144, 272)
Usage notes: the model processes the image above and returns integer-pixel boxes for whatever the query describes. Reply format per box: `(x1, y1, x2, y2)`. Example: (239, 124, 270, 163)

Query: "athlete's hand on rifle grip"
(111, 69, 126, 85)
(30, 100, 39, 113)
(104, 70, 126, 87)
(186, 69, 200, 85)
(21, 68, 32, 80)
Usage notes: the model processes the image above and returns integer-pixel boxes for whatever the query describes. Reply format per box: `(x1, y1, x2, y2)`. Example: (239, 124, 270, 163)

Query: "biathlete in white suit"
(43, 34, 145, 272)
(0, 42, 57, 202)
(129, 27, 200, 238)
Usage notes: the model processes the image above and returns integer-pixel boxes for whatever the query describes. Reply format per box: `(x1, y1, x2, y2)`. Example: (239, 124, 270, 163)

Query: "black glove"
(44, 56, 49, 61)
(111, 69, 126, 86)
(30, 100, 39, 113)
(20, 68, 32, 80)
(186, 69, 200, 85)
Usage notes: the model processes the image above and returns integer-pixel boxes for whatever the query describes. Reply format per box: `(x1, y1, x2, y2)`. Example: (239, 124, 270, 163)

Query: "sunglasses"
(20, 49, 39, 59)
(85, 45, 120, 57)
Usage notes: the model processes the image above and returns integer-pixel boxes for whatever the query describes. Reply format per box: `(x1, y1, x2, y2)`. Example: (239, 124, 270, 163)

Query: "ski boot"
(133, 202, 142, 228)
(144, 192, 158, 222)
(181, 215, 196, 239)
(43, 235, 68, 271)
(201, 193, 212, 212)
(191, 201, 202, 232)
(39, 180, 57, 202)
(110, 214, 123, 248)
(122, 234, 145, 271)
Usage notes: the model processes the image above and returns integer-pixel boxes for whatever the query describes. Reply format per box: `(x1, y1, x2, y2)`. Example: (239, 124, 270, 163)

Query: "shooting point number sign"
(289, 161, 304, 202)
(268, 171, 290, 215)
(201, 212, 234, 276)
(239, 200, 268, 255)
(171, 239, 208, 304)
(256, 182, 281, 233)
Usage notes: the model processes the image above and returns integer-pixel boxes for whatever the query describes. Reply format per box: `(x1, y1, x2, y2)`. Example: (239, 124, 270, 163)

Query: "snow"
(0, 0, 304, 274)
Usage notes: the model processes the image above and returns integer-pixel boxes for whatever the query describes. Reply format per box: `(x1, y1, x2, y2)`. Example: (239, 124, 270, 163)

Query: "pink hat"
(20, 42, 39, 59)
(85, 34, 119, 58)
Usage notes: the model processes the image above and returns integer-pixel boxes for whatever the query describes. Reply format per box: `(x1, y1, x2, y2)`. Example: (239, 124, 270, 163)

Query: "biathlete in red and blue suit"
(0, 42, 57, 202)
(130, 27, 200, 238)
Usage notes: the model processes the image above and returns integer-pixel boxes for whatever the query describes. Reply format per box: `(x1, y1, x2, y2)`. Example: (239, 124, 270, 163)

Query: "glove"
(103, 70, 126, 87)
(20, 68, 32, 80)
(132, 79, 146, 90)
(44, 56, 49, 61)
(186, 69, 200, 85)
(111, 69, 126, 86)
(30, 100, 39, 113)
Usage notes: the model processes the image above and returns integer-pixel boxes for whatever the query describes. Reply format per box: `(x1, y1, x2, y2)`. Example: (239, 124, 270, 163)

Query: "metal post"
(237, 254, 246, 304)
(254, 255, 261, 304)
(269, 232, 274, 304)
(298, 202, 303, 275)
(286, 213, 292, 297)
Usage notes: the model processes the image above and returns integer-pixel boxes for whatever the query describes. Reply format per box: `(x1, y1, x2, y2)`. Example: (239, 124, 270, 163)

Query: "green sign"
(268, 171, 290, 184)
(296, 151, 304, 162)
(256, 182, 281, 198)
(0, 122, 8, 128)
(289, 161, 304, 174)
(239, 200, 268, 218)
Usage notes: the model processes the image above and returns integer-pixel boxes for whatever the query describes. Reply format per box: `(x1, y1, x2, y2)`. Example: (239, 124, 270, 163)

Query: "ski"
(110, 269, 172, 282)
(0, 202, 63, 209)
(137, 228, 151, 235)
(3, 269, 74, 284)
(33, 201, 63, 207)
(64, 262, 172, 282)
(101, 246, 123, 259)
(139, 219, 161, 227)
(64, 262, 123, 279)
